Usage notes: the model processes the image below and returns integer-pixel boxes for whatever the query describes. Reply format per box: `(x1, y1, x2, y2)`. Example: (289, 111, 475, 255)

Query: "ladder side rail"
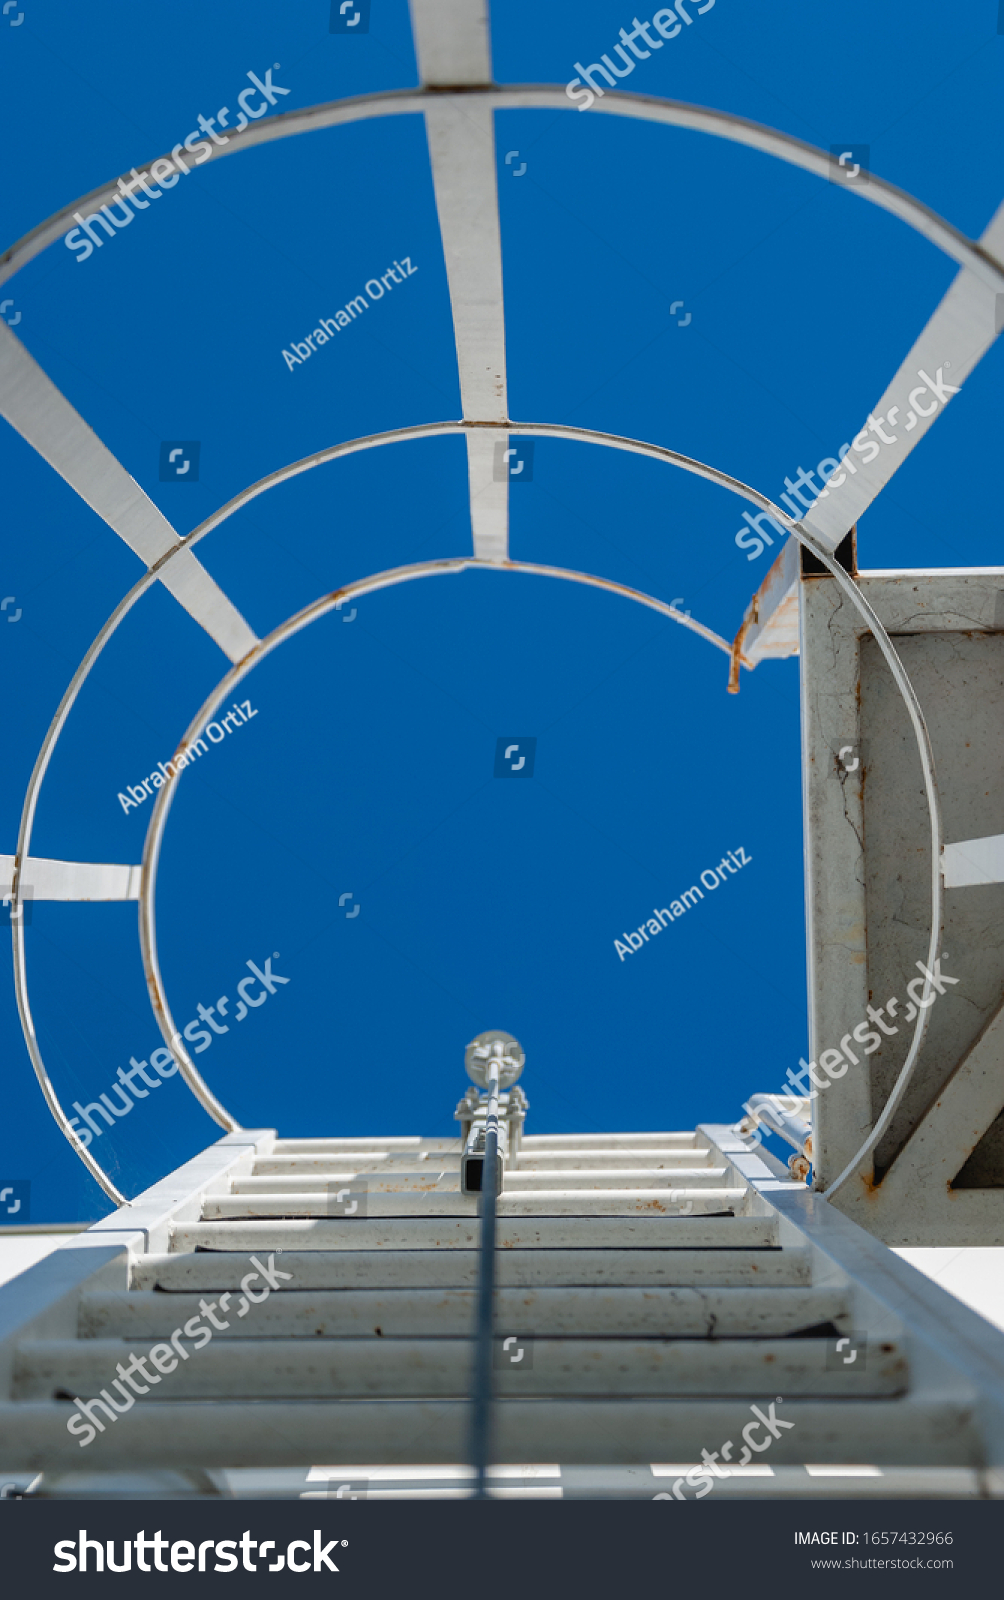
(0, 1129, 275, 1423)
(703, 1124, 1004, 1471)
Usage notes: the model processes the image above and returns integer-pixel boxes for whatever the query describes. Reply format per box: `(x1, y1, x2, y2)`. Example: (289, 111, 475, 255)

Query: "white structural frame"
(798, 568, 1004, 1238)
(3, 1122, 1004, 1484)
(2, 0, 1002, 1201)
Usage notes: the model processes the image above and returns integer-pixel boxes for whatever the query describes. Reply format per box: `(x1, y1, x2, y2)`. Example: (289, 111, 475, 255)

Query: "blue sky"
(1, 0, 1001, 1219)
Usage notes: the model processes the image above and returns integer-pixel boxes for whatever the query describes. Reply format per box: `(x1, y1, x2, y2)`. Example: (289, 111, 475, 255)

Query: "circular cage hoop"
(11, 71, 997, 1202)
(11, 425, 946, 1205)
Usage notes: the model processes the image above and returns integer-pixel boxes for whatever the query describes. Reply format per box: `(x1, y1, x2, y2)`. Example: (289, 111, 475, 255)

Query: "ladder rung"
(171, 1216, 774, 1252)
(14, 1336, 907, 1400)
(0, 1397, 970, 1472)
(200, 1191, 748, 1221)
(80, 1285, 848, 1340)
(132, 1247, 806, 1293)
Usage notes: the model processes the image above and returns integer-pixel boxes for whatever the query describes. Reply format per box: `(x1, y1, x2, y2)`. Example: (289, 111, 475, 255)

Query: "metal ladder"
(2, 1107, 1004, 1499)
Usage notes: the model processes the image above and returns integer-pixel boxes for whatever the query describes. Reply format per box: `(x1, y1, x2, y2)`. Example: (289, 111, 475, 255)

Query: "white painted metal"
(502, 1168, 728, 1187)
(733, 535, 801, 668)
(802, 201, 1004, 552)
(0, 857, 141, 901)
(3, 1121, 1004, 1494)
(134, 539, 752, 1150)
(0, 517, 716, 1200)
(412, 1, 508, 561)
(201, 1188, 747, 1218)
(742, 1095, 812, 1159)
(422, 103, 507, 427)
(5, 93, 1000, 299)
(230, 1168, 729, 1192)
(79, 1285, 848, 1340)
(232, 1174, 437, 1193)
(252, 1157, 439, 1176)
(0, 327, 257, 664)
(206, 1193, 488, 1219)
(306, 1464, 559, 1481)
(648, 1463, 983, 1498)
(275, 1137, 424, 1151)
(228, 1460, 980, 1499)
(702, 212, 1004, 675)
(942, 832, 1004, 888)
(1, 0, 1001, 1400)
(728, 191, 1004, 665)
(128, 454, 950, 1171)
(14, 1335, 903, 1399)
(729, 199, 1004, 670)
(799, 568, 1004, 1234)
(84, 1131, 276, 1255)
(0, 327, 174, 568)
(4, 395, 934, 1193)
(422, 94, 509, 560)
(155, 548, 259, 664)
(169, 1215, 775, 1251)
(0, 1131, 268, 1403)
(409, 0, 492, 87)
(522, 1133, 697, 1147)
(708, 1125, 1004, 1468)
(855, 1001, 1004, 1241)
(0, 1398, 978, 1473)
(464, 428, 508, 561)
(0, 53, 991, 1083)
(514, 1149, 710, 1168)
(1, 1107, 997, 1491)
(132, 1246, 810, 1291)
(5, 413, 765, 1196)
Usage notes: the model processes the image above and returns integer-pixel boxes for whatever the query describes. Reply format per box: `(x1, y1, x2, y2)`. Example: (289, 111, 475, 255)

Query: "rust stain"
(728, 617, 752, 695)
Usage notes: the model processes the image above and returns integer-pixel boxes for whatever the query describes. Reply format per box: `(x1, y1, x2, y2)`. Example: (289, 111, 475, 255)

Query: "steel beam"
(864, 1000, 1004, 1241)
(798, 569, 1004, 1236)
